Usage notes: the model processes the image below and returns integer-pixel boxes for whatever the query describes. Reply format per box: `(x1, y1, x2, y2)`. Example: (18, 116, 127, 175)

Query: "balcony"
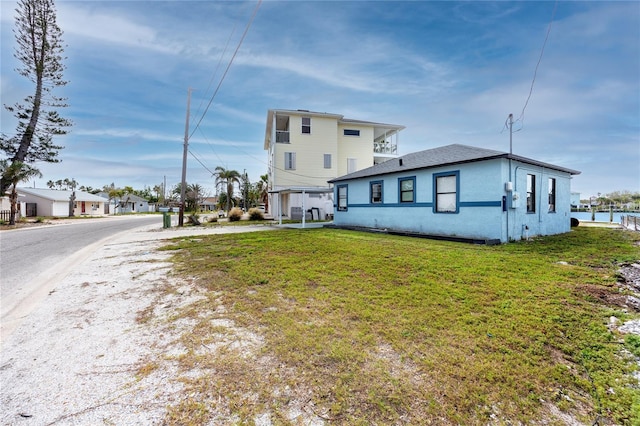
(276, 130, 290, 143)
(374, 139, 397, 155)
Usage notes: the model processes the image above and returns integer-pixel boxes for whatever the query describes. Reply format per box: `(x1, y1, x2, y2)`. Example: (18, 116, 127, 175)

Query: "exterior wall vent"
(399, 158, 403, 166)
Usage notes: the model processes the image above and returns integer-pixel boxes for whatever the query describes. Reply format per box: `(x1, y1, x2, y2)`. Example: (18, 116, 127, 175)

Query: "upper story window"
(347, 158, 357, 174)
(337, 185, 348, 211)
(548, 178, 556, 213)
(344, 129, 360, 137)
(434, 171, 458, 213)
(285, 152, 296, 170)
(399, 177, 415, 203)
(370, 181, 383, 203)
(324, 154, 332, 169)
(301, 117, 311, 134)
(527, 174, 536, 213)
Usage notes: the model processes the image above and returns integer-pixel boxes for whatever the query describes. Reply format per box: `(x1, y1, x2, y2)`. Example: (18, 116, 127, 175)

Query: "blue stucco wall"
(333, 158, 574, 243)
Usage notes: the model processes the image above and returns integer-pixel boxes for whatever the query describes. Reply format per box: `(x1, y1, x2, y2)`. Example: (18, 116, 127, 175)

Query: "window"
(370, 181, 383, 204)
(324, 154, 332, 169)
(344, 129, 360, 136)
(285, 152, 296, 170)
(399, 177, 415, 203)
(347, 158, 357, 174)
(337, 185, 348, 211)
(435, 172, 458, 213)
(548, 178, 556, 213)
(527, 174, 536, 213)
(301, 117, 311, 134)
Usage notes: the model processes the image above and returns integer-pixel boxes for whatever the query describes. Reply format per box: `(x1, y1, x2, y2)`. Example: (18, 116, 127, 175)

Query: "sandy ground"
(1, 220, 637, 425)
(0, 222, 278, 425)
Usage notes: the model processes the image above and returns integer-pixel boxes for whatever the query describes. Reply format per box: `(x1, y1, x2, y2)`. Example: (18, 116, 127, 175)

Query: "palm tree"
(214, 166, 241, 213)
(0, 160, 42, 225)
(259, 173, 269, 212)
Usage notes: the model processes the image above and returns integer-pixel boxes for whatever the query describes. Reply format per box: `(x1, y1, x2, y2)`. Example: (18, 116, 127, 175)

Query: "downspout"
(302, 190, 306, 228)
(267, 112, 282, 218)
(507, 158, 512, 242)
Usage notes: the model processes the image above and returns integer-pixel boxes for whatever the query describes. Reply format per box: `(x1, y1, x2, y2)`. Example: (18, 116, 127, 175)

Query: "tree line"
(39, 168, 270, 215)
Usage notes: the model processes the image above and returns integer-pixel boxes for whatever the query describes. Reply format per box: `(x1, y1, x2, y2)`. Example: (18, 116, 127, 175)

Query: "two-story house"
(264, 109, 404, 220)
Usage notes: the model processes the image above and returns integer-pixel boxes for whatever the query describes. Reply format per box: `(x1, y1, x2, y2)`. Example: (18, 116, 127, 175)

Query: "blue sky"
(1, 1, 638, 199)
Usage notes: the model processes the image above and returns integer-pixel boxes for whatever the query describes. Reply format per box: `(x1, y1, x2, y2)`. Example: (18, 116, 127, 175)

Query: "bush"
(248, 208, 264, 221)
(208, 216, 218, 223)
(228, 207, 243, 222)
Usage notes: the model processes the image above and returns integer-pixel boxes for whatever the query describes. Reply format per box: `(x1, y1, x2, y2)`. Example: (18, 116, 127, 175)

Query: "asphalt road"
(0, 215, 162, 338)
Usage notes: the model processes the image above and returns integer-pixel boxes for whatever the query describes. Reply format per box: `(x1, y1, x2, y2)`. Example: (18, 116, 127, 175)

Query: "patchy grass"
(160, 227, 640, 424)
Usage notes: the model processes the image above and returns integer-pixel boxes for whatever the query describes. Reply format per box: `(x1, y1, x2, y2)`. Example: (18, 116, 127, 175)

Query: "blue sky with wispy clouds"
(1, 1, 638, 199)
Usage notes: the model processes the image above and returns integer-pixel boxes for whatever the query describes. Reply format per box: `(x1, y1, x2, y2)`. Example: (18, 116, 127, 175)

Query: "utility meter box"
(511, 192, 519, 209)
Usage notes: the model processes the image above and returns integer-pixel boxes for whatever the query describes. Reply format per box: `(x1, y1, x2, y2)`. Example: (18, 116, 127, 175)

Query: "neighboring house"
(98, 193, 152, 214)
(570, 192, 581, 208)
(199, 197, 219, 211)
(17, 187, 107, 217)
(264, 109, 404, 219)
(123, 194, 152, 213)
(328, 144, 581, 244)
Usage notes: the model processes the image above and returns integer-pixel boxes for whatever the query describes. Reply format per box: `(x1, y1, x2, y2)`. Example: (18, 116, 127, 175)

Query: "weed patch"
(161, 227, 640, 424)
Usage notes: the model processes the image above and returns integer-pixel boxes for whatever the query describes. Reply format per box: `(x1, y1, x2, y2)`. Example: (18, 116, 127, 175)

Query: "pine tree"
(0, 0, 71, 195)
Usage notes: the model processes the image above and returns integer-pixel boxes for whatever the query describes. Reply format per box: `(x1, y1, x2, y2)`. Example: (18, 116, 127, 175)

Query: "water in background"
(571, 212, 640, 224)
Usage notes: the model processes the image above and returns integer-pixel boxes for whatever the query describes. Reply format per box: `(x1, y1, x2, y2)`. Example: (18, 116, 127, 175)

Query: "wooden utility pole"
(178, 88, 191, 227)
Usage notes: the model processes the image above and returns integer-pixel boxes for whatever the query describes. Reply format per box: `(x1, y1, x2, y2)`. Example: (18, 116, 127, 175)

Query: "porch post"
(302, 190, 306, 228)
(278, 192, 282, 225)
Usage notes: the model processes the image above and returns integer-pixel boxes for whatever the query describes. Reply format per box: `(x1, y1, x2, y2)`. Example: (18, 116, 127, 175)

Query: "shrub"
(208, 216, 218, 223)
(247, 208, 264, 221)
(228, 207, 243, 222)
(35, 216, 45, 223)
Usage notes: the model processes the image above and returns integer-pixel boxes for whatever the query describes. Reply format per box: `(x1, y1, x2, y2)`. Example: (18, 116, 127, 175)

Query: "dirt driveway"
(0, 223, 280, 425)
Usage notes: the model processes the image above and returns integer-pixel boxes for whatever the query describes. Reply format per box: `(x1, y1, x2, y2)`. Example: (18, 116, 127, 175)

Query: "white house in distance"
(328, 144, 580, 244)
(264, 109, 404, 219)
(17, 187, 107, 217)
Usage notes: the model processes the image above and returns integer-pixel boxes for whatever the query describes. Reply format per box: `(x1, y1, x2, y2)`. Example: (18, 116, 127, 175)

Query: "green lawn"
(159, 227, 640, 425)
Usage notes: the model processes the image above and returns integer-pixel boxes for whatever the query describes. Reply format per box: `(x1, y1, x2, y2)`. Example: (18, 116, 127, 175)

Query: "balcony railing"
(374, 140, 397, 155)
(276, 130, 290, 143)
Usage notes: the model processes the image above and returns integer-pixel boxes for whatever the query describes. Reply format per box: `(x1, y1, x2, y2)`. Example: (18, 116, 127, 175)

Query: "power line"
(188, 0, 262, 140)
(517, 0, 558, 127)
(191, 25, 237, 122)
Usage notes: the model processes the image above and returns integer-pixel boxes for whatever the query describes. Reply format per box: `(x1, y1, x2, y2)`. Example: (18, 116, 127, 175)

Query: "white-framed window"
(324, 154, 332, 169)
(301, 117, 311, 134)
(347, 158, 357, 174)
(285, 152, 296, 170)
(434, 172, 458, 213)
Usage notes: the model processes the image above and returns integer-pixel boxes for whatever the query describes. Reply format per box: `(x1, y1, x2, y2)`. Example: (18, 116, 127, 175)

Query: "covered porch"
(269, 187, 334, 229)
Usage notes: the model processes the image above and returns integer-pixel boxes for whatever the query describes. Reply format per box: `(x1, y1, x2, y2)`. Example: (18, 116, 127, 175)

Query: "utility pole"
(508, 113, 513, 155)
(178, 88, 191, 227)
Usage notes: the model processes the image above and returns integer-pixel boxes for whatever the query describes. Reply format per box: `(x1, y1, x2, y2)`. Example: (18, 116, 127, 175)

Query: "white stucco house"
(97, 192, 153, 214)
(328, 144, 580, 244)
(264, 109, 404, 220)
(17, 187, 107, 217)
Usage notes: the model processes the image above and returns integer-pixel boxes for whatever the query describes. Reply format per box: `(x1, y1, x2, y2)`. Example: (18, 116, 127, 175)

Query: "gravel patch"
(0, 224, 276, 425)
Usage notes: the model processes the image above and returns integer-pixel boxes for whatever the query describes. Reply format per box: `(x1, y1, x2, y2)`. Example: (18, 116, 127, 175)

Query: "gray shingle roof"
(329, 144, 580, 183)
(17, 187, 108, 202)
